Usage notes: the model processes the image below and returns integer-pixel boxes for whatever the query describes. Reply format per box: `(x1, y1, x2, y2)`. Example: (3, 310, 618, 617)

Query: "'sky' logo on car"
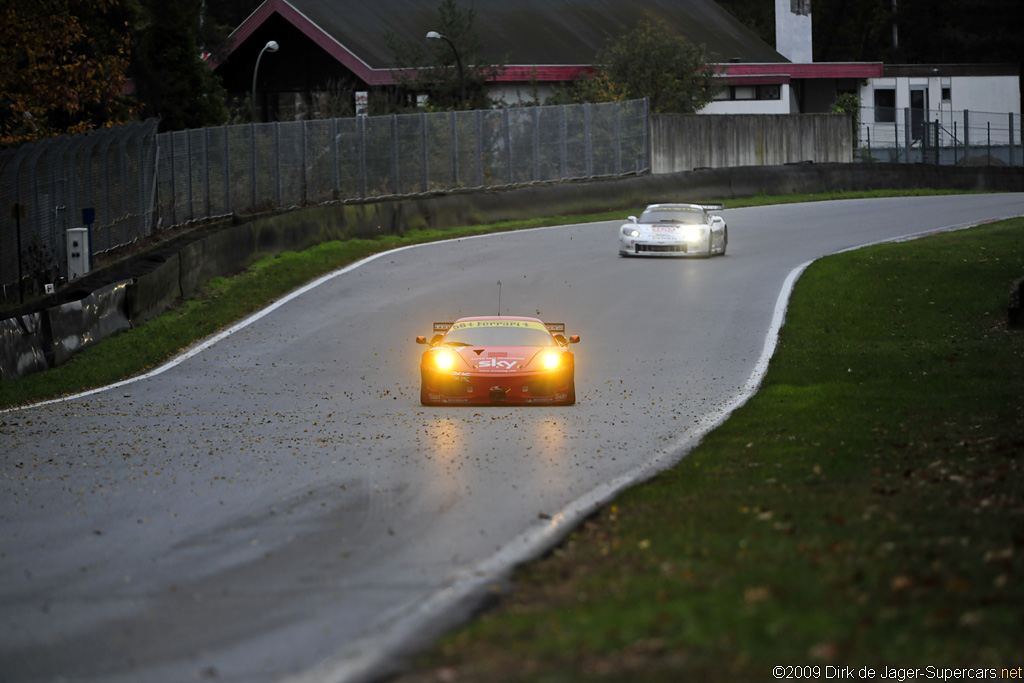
(478, 359, 519, 369)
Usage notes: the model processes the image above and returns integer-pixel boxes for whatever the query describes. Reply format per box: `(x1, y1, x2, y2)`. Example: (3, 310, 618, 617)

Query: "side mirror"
(569, 334, 580, 344)
(553, 333, 568, 346)
(627, 216, 638, 223)
(429, 334, 443, 346)
(416, 336, 427, 345)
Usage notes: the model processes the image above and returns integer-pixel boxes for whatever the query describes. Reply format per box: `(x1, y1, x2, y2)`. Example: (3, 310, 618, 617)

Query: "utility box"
(67, 227, 90, 280)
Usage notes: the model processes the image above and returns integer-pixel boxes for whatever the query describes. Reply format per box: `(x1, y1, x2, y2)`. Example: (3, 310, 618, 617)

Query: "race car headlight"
(540, 351, 562, 370)
(622, 227, 640, 238)
(432, 349, 456, 371)
(682, 225, 702, 241)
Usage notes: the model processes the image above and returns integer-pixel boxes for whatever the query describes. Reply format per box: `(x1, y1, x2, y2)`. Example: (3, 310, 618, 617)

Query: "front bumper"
(421, 366, 574, 405)
(619, 237, 708, 256)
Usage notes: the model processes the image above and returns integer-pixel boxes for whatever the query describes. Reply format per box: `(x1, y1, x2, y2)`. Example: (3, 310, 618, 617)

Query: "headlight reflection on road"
(534, 417, 566, 459)
(421, 415, 463, 463)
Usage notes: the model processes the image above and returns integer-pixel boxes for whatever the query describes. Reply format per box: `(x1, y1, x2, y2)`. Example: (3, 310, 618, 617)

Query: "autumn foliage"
(570, 17, 721, 114)
(0, 0, 132, 147)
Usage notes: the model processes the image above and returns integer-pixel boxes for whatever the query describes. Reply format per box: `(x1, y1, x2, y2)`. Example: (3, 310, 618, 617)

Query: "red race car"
(416, 316, 580, 406)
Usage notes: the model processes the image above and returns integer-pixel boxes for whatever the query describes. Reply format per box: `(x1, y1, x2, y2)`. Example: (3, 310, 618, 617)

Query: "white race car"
(618, 203, 728, 257)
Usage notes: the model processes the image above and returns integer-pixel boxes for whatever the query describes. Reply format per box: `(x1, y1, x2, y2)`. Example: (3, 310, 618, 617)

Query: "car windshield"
(640, 207, 705, 224)
(443, 324, 556, 347)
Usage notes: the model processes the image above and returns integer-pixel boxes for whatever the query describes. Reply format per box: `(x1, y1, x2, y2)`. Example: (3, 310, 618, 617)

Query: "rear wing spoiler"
(699, 203, 724, 211)
(434, 321, 566, 333)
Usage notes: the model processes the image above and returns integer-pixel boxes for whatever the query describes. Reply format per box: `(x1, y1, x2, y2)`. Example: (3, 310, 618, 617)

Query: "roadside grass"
(396, 218, 1024, 682)
(1, 188, 971, 410)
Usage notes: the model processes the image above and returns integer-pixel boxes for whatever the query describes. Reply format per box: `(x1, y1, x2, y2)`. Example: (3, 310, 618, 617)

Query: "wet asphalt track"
(2, 194, 1023, 682)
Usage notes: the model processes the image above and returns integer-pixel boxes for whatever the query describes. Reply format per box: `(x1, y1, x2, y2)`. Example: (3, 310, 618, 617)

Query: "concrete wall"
(2, 163, 1021, 383)
(651, 114, 854, 172)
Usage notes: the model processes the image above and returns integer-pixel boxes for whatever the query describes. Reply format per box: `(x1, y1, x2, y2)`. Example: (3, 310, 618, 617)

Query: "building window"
(716, 85, 782, 102)
(874, 88, 896, 122)
(735, 86, 756, 100)
(791, 0, 811, 16)
(941, 86, 951, 101)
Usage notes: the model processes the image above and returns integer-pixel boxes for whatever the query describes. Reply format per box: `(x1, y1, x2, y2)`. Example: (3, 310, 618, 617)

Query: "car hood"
(451, 345, 546, 373)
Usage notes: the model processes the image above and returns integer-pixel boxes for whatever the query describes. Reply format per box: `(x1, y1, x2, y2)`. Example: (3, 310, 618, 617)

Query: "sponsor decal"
(450, 320, 548, 332)
(477, 358, 522, 369)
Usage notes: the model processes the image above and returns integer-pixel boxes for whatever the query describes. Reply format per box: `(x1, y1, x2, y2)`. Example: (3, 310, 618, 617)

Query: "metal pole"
(249, 123, 256, 208)
(185, 129, 193, 223)
(450, 110, 459, 187)
(532, 107, 540, 182)
(954, 121, 959, 165)
(359, 115, 368, 198)
(223, 124, 230, 213)
(987, 121, 991, 165)
(475, 110, 484, 187)
(204, 126, 211, 216)
(419, 112, 428, 191)
(251, 41, 279, 123)
(331, 118, 340, 196)
(391, 114, 400, 194)
(613, 104, 622, 175)
(503, 108, 511, 184)
(585, 103, 593, 176)
(274, 121, 282, 207)
(1010, 113, 1017, 167)
(301, 120, 308, 205)
(13, 203, 24, 304)
(559, 105, 567, 179)
(963, 110, 970, 161)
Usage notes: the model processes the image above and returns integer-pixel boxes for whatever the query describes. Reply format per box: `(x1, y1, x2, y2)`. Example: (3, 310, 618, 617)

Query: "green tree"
(572, 17, 721, 114)
(130, 0, 228, 131)
(830, 91, 860, 145)
(386, 0, 504, 111)
(0, 0, 132, 147)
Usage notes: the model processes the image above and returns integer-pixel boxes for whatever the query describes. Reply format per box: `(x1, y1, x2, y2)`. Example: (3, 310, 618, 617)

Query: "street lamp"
(426, 31, 465, 109)
(251, 40, 279, 122)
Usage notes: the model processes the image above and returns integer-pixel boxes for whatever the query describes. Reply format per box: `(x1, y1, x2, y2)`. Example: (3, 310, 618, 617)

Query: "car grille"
(526, 375, 566, 396)
(436, 377, 469, 396)
(637, 244, 688, 253)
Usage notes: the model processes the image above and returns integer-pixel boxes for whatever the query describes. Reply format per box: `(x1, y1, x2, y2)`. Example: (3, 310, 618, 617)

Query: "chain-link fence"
(0, 119, 161, 305)
(154, 99, 650, 223)
(1, 100, 648, 304)
(858, 107, 1021, 166)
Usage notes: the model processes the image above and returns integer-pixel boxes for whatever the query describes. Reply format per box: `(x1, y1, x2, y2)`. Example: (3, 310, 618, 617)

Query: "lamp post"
(425, 31, 465, 109)
(251, 40, 279, 122)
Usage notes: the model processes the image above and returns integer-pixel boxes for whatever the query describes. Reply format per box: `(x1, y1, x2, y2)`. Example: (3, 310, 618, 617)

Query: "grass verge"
(0, 189, 975, 410)
(395, 218, 1024, 682)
